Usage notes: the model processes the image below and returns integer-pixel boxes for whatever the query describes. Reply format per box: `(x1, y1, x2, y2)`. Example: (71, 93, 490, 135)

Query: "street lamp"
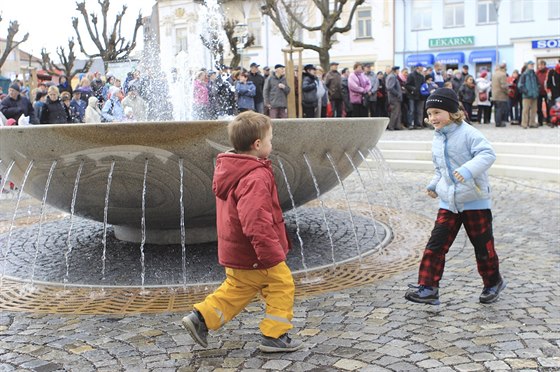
(492, 0, 501, 67)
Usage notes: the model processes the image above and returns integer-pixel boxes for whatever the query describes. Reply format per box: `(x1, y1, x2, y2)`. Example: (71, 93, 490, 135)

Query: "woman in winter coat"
(40, 86, 71, 124)
(235, 72, 257, 112)
(101, 86, 125, 122)
(348, 62, 371, 117)
(475, 71, 492, 124)
(301, 64, 318, 118)
(458, 75, 476, 121)
(193, 70, 209, 120)
(85, 96, 102, 123)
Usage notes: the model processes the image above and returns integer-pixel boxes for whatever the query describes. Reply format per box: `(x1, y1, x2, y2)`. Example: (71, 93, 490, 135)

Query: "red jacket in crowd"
(212, 152, 291, 270)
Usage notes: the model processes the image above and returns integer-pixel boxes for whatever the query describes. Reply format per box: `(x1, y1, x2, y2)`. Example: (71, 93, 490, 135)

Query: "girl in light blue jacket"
(405, 88, 505, 306)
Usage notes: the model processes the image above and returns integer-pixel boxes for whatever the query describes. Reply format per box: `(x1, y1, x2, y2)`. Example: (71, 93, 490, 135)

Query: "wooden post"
(282, 47, 304, 118)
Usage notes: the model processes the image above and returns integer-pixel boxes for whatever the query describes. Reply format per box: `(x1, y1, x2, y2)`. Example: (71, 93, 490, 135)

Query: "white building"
(395, 0, 560, 76)
(149, 0, 395, 73)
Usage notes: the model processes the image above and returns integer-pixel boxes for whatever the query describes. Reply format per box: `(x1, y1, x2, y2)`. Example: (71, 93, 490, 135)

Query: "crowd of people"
(1, 59, 559, 129)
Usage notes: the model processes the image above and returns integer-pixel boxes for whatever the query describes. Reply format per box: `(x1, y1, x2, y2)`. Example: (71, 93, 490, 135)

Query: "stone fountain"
(0, 118, 388, 245)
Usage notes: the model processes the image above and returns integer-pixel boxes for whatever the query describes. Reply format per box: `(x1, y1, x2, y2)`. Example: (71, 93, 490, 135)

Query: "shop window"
(356, 9, 372, 38)
(511, 0, 533, 22)
(444, 0, 464, 27)
(247, 18, 261, 47)
(411, 0, 432, 30)
(477, 0, 496, 24)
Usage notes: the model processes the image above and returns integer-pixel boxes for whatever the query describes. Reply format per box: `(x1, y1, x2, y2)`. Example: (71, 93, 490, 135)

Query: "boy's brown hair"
(228, 111, 272, 152)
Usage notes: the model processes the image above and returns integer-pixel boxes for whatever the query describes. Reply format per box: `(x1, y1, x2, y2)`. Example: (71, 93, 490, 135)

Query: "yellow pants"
(194, 261, 295, 338)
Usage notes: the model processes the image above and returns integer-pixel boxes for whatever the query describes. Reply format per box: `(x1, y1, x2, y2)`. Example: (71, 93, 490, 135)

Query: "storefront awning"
(469, 50, 498, 63)
(406, 54, 435, 67)
(435, 52, 465, 64)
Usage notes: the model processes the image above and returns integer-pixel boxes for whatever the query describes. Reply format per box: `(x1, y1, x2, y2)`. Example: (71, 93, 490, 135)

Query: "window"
(247, 18, 262, 47)
(444, 0, 464, 27)
(356, 9, 372, 38)
(176, 28, 188, 54)
(511, 0, 533, 21)
(411, 0, 432, 30)
(551, 0, 560, 19)
(477, 0, 497, 24)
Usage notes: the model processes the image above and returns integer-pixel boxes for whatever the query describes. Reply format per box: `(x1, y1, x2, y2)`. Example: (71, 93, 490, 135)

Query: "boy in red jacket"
(182, 111, 303, 353)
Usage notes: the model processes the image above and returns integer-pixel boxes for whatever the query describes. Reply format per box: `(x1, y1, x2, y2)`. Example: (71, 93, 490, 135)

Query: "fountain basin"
(0, 118, 388, 243)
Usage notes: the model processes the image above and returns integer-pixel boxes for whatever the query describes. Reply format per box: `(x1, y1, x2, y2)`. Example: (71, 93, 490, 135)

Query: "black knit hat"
(425, 88, 459, 113)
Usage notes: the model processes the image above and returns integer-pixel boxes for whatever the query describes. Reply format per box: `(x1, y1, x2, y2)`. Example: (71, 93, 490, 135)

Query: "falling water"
(101, 160, 116, 280)
(326, 153, 362, 262)
(0, 160, 33, 286)
(277, 158, 308, 271)
(303, 153, 336, 268)
(0, 160, 15, 195)
(140, 159, 149, 288)
(64, 160, 84, 285)
(359, 149, 395, 216)
(344, 152, 382, 245)
(30, 160, 58, 285)
(368, 148, 404, 224)
(179, 158, 187, 287)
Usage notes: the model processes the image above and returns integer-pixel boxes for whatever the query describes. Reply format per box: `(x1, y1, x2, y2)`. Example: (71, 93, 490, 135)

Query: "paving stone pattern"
(0, 125, 559, 371)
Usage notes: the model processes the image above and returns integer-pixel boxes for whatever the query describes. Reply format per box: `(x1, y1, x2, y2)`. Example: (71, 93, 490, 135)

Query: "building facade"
(395, 0, 560, 76)
(150, 0, 395, 74)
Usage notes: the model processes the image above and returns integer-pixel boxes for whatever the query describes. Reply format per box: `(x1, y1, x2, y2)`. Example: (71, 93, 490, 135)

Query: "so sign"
(532, 39, 560, 49)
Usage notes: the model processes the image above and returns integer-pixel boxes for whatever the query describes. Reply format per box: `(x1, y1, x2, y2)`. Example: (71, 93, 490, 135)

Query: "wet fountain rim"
(1, 219, 393, 290)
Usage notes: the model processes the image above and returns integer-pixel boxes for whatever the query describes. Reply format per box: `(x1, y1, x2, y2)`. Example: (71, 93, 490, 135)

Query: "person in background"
(70, 89, 86, 123)
(193, 70, 210, 120)
(347, 62, 371, 117)
(458, 75, 476, 122)
(121, 85, 147, 121)
(475, 70, 492, 124)
(406, 63, 426, 129)
(398, 68, 410, 127)
(181, 111, 304, 353)
(60, 91, 73, 122)
(341, 67, 352, 117)
(324, 62, 343, 118)
(40, 86, 71, 124)
(0, 83, 38, 124)
(101, 86, 125, 123)
(248, 63, 265, 114)
(385, 66, 403, 131)
(460, 65, 471, 84)
(433, 62, 445, 88)
(363, 63, 379, 117)
(77, 78, 94, 105)
(33, 91, 47, 121)
(508, 70, 521, 125)
(301, 64, 319, 118)
(491, 63, 509, 127)
(451, 70, 463, 93)
(57, 75, 73, 95)
(263, 64, 290, 119)
(85, 96, 102, 123)
(517, 61, 539, 128)
(236, 71, 257, 113)
(536, 60, 550, 126)
(375, 71, 388, 117)
(315, 66, 328, 118)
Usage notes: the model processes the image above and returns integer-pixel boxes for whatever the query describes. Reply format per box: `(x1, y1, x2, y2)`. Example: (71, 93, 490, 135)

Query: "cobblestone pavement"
(0, 127, 559, 371)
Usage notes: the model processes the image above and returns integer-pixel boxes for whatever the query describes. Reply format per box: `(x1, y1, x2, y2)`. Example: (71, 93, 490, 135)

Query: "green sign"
(429, 36, 474, 48)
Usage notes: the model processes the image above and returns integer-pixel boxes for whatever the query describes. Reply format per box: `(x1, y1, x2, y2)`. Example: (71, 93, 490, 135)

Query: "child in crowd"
(405, 88, 505, 305)
(182, 111, 303, 353)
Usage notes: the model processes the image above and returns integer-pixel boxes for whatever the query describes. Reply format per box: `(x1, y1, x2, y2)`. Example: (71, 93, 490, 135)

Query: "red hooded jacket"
(212, 152, 291, 269)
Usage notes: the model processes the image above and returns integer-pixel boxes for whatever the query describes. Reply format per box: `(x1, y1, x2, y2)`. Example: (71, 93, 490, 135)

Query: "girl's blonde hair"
(424, 110, 466, 126)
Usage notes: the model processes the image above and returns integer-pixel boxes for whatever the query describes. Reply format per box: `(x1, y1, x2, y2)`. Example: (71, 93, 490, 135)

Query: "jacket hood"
(212, 153, 270, 200)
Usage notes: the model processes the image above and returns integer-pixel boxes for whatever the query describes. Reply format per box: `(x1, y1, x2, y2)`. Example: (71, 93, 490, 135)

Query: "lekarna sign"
(532, 39, 560, 49)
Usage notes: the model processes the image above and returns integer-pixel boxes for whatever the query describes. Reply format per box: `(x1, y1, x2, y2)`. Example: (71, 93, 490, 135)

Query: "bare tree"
(41, 39, 93, 80)
(0, 16, 29, 72)
(223, 19, 255, 68)
(72, 0, 143, 70)
(261, 0, 366, 70)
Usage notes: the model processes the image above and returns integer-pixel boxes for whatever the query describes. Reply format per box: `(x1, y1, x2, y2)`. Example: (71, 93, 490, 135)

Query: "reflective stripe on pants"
(194, 261, 295, 338)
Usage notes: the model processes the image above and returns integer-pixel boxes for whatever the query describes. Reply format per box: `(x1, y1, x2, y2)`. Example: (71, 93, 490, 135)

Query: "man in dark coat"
(324, 62, 343, 117)
(0, 83, 38, 124)
(405, 64, 426, 129)
(248, 62, 265, 114)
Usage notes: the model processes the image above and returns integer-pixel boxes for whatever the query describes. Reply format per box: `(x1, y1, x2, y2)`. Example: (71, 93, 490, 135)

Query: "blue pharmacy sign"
(532, 39, 560, 49)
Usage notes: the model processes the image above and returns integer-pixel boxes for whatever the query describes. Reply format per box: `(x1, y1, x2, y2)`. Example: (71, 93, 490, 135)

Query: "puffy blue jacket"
(236, 81, 256, 111)
(427, 122, 496, 213)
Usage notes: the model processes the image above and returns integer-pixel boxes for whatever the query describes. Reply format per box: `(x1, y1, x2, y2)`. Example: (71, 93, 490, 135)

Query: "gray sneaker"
(181, 311, 208, 348)
(479, 278, 506, 304)
(258, 333, 304, 353)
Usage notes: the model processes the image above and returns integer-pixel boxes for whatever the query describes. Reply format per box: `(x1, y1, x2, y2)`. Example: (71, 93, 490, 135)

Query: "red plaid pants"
(418, 208, 501, 288)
